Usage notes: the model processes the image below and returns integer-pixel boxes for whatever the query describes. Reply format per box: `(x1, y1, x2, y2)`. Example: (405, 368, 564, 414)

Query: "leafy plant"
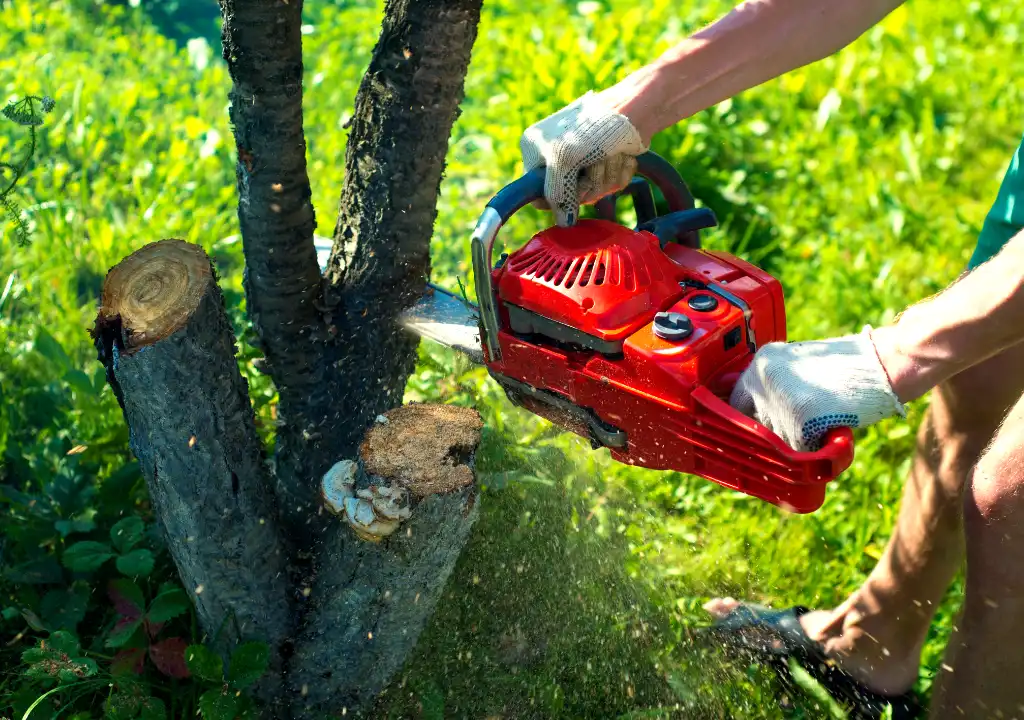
(185, 642, 270, 720)
(1, 94, 53, 245)
(21, 630, 98, 685)
(106, 579, 191, 679)
(1, 0, 1020, 717)
(62, 516, 155, 578)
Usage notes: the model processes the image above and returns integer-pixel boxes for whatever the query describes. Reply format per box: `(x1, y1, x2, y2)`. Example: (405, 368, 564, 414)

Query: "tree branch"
(90, 239, 295, 707)
(320, 0, 484, 458)
(217, 0, 333, 530)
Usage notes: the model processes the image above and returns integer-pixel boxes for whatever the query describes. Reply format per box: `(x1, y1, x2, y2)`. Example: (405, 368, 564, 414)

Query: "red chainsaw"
(374, 151, 854, 513)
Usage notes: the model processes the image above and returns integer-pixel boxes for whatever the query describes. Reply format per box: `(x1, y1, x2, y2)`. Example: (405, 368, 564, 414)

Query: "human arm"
(730, 230, 1024, 451)
(599, 0, 908, 143)
(521, 0, 907, 224)
(871, 231, 1024, 403)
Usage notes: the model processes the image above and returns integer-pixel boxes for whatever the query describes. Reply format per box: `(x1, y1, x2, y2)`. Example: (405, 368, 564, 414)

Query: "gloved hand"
(520, 91, 648, 226)
(729, 326, 907, 452)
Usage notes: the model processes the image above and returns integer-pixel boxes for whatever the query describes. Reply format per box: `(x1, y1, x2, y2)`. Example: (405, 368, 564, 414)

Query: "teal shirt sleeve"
(969, 132, 1024, 269)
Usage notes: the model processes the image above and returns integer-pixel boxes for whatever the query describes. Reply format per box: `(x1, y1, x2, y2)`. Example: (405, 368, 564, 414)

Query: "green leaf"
(47, 630, 81, 656)
(63, 368, 96, 397)
(140, 696, 168, 720)
(5, 556, 64, 584)
(198, 689, 238, 720)
(22, 647, 54, 664)
(147, 588, 191, 624)
(62, 540, 115, 572)
(105, 616, 144, 649)
(57, 656, 97, 683)
(108, 578, 145, 617)
(110, 516, 144, 553)
(55, 510, 98, 538)
(186, 644, 224, 683)
(2, 606, 19, 621)
(41, 586, 89, 631)
(34, 327, 71, 369)
(104, 692, 143, 720)
(228, 641, 269, 688)
(116, 548, 154, 577)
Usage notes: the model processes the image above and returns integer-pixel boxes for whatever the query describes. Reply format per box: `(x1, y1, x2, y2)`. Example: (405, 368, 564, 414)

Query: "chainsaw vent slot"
(508, 245, 661, 292)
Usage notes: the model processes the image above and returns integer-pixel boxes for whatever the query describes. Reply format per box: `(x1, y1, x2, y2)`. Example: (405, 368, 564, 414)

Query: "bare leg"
(928, 389, 1024, 719)
(705, 341, 1024, 695)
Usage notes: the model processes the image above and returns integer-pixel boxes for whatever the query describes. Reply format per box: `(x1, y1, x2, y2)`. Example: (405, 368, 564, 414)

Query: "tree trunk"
(217, 0, 333, 536)
(90, 239, 294, 706)
(89, 0, 490, 714)
(321, 0, 484, 465)
(288, 404, 483, 717)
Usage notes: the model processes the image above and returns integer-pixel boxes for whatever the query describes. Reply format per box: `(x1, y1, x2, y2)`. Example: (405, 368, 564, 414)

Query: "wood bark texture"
(90, 0, 489, 714)
(217, 0, 332, 534)
(322, 0, 484, 463)
(288, 404, 483, 718)
(90, 239, 294, 705)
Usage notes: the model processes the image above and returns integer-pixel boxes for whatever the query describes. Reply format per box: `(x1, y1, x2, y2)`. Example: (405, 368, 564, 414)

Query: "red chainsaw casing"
(485, 218, 853, 513)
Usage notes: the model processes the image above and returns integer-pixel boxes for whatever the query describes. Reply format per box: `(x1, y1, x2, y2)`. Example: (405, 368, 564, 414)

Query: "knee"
(966, 420, 1024, 523)
(963, 416, 1024, 590)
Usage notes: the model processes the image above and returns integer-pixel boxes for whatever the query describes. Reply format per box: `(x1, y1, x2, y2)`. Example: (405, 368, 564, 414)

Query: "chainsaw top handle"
(472, 151, 710, 364)
(485, 151, 698, 239)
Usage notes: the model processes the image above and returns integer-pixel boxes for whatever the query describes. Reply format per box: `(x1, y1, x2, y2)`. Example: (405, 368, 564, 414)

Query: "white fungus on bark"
(320, 459, 412, 542)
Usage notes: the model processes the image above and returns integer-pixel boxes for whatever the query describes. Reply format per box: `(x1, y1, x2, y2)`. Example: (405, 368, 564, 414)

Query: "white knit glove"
(520, 91, 648, 226)
(729, 326, 906, 452)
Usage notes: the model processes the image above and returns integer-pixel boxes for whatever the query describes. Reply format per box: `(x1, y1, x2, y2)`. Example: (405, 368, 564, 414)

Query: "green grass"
(3, 0, 1023, 717)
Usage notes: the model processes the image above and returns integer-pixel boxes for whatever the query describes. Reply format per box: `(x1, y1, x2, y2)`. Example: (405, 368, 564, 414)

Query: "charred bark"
(322, 0, 484, 460)
(90, 239, 295, 706)
(217, 0, 331, 532)
(289, 404, 483, 717)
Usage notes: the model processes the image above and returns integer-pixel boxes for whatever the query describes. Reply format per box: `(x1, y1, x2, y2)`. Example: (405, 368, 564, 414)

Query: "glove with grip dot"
(729, 326, 907, 452)
(520, 91, 648, 226)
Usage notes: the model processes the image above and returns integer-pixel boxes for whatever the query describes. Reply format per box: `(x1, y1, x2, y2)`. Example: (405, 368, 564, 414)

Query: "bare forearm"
(871, 232, 1024, 403)
(603, 0, 906, 142)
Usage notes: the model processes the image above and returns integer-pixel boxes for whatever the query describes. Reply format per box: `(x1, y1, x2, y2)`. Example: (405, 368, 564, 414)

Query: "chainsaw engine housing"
(472, 153, 853, 513)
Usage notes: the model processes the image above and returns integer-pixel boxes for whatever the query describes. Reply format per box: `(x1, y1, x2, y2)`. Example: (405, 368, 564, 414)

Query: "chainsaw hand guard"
(467, 151, 855, 513)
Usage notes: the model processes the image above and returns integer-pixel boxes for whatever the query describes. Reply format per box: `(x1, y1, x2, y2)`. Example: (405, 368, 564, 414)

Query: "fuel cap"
(653, 312, 693, 341)
(688, 293, 718, 312)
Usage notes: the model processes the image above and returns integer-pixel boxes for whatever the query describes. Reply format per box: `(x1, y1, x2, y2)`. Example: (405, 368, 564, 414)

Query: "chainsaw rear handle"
(472, 151, 700, 362)
(691, 386, 856, 479)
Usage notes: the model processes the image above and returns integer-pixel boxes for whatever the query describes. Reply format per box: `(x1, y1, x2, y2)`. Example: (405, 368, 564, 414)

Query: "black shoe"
(699, 603, 923, 719)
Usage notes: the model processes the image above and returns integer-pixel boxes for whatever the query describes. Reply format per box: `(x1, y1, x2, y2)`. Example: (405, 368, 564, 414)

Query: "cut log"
(288, 404, 484, 718)
(90, 239, 294, 702)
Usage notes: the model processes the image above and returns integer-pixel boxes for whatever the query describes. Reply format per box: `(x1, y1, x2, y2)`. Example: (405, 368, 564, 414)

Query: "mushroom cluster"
(321, 460, 411, 542)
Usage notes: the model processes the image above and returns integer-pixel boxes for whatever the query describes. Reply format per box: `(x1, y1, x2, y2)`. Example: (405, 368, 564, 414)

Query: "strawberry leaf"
(185, 644, 223, 683)
(228, 641, 269, 689)
(116, 548, 154, 578)
(106, 616, 144, 649)
(147, 588, 190, 624)
(62, 541, 115, 572)
(111, 647, 146, 676)
(150, 637, 190, 679)
(198, 689, 238, 720)
(140, 696, 168, 720)
(108, 579, 144, 620)
(110, 516, 144, 553)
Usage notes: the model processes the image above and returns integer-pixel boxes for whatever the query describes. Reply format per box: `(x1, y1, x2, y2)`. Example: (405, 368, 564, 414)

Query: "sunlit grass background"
(2, 0, 1022, 717)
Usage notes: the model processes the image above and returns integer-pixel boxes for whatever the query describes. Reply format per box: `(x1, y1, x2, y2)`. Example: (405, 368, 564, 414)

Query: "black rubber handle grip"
(639, 207, 719, 249)
(485, 151, 696, 225)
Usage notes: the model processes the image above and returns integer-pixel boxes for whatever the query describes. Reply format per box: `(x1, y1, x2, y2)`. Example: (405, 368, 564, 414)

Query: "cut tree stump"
(90, 239, 294, 701)
(288, 403, 484, 717)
